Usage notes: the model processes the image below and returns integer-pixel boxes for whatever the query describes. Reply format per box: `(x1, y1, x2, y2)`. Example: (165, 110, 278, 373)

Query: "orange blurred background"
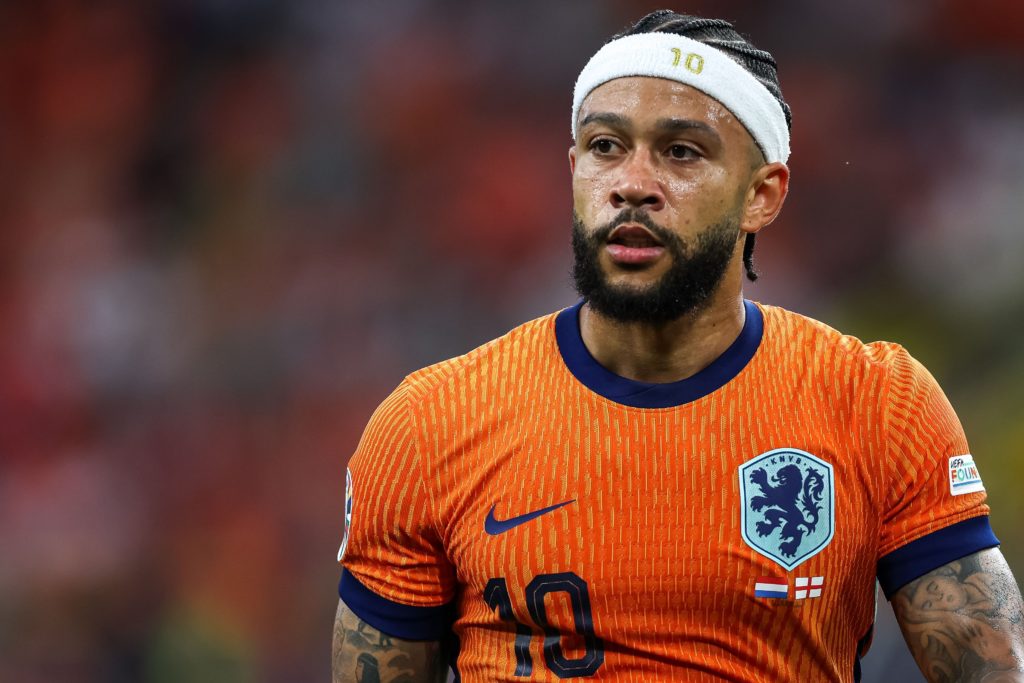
(1, 1, 1022, 680)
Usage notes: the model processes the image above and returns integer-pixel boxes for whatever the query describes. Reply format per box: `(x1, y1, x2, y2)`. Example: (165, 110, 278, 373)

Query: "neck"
(579, 283, 747, 384)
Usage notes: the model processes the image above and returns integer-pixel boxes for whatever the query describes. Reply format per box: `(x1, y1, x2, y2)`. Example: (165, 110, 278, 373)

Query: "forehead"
(579, 76, 749, 141)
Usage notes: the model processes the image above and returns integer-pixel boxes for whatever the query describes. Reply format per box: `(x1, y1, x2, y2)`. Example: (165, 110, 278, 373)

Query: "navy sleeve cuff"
(877, 515, 1000, 600)
(338, 568, 455, 641)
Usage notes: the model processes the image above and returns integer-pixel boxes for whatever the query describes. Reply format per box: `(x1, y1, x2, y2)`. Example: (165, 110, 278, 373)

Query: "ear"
(568, 146, 577, 175)
(740, 162, 790, 235)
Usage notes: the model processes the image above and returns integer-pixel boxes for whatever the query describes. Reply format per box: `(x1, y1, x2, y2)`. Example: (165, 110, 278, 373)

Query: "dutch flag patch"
(754, 577, 788, 599)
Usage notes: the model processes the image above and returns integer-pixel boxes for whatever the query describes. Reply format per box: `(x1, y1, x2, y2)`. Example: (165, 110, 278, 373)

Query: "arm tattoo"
(892, 548, 1024, 683)
(332, 601, 446, 683)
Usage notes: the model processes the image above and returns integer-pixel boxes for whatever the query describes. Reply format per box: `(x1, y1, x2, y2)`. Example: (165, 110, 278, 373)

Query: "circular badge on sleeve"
(337, 468, 354, 562)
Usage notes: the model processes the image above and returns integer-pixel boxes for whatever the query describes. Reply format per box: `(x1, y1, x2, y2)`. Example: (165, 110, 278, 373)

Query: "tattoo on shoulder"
(892, 549, 1024, 683)
(332, 602, 444, 683)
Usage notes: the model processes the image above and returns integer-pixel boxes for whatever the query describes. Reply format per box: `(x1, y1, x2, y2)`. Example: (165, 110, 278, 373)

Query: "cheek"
(663, 175, 702, 200)
(665, 167, 739, 212)
(571, 167, 607, 213)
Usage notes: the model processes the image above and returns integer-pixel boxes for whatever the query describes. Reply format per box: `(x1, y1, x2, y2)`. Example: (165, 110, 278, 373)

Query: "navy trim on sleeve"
(877, 516, 1000, 600)
(338, 568, 455, 641)
(555, 299, 763, 408)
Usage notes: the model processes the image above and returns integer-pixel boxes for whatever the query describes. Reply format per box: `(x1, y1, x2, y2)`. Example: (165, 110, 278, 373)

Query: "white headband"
(571, 33, 790, 164)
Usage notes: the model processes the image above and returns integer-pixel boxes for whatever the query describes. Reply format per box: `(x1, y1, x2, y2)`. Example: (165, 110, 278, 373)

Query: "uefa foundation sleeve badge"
(337, 468, 354, 562)
(948, 455, 985, 495)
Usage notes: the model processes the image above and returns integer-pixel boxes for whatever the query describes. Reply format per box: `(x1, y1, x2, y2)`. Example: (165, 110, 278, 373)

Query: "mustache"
(590, 209, 682, 248)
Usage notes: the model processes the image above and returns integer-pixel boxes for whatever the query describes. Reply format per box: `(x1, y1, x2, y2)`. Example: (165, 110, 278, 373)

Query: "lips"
(607, 224, 663, 248)
(606, 223, 664, 265)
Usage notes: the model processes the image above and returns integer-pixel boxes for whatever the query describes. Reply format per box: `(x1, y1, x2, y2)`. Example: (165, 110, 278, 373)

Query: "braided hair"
(614, 11, 791, 282)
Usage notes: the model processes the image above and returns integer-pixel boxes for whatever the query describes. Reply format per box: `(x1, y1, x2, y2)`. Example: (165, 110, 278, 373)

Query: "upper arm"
(877, 349, 988, 564)
(332, 598, 447, 683)
(891, 548, 1024, 683)
(333, 383, 456, 681)
(341, 382, 456, 610)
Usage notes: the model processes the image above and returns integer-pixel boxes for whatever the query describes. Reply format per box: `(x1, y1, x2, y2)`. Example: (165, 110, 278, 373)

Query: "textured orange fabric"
(340, 302, 989, 682)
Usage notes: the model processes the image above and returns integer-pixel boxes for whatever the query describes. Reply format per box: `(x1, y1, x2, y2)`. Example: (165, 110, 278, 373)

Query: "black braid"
(614, 10, 791, 281)
(743, 234, 758, 282)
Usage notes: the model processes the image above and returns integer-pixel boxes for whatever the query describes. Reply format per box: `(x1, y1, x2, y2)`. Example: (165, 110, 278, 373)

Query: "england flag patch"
(794, 576, 824, 599)
(949, 455, 985, 496)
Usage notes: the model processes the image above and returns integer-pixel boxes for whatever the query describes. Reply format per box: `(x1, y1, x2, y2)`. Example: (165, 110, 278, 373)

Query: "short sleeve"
(876, 347, 998, 598)
(338, 381, 456, 639)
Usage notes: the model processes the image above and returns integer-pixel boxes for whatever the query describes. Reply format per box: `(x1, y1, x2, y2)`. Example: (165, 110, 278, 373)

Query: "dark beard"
(571, 209, 739, 325)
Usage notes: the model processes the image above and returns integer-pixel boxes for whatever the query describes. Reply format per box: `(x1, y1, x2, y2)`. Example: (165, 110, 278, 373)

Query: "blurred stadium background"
(1, 0, 1022, 681)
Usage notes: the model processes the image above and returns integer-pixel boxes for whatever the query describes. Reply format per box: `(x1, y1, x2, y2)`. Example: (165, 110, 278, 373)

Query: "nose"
(610, 153, 666, 211)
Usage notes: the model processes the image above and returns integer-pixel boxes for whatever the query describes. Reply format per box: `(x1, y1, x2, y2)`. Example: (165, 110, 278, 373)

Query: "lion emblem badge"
(739, 448, 835, 570)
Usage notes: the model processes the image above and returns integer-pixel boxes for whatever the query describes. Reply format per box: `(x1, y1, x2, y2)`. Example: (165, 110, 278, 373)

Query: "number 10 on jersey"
(484, 572, 604, 678)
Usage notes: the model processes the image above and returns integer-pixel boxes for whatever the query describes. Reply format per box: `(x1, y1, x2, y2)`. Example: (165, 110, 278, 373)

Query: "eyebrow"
(654, 118, 721, 143)
(578, 113, 722, 145)
(578, 112, 630, 130)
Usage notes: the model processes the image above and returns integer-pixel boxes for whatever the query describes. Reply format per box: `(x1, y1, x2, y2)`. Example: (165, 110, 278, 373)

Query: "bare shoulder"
(332, 600, 447, 683)
(891, 547, 1024, 683)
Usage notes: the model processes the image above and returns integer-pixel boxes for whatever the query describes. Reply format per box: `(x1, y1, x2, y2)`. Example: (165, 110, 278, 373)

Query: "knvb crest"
(739, 448, 835, 571)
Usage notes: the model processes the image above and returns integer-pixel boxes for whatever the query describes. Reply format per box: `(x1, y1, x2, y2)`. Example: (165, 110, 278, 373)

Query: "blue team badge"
(739, 448, 835, 571)
(337, 468, 354, 562)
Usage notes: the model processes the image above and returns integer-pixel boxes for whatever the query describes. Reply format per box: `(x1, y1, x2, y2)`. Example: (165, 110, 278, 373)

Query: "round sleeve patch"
(337, 467, 354, 562)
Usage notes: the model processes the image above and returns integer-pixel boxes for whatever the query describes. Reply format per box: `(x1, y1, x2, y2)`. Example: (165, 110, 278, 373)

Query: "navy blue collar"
(554, 300, 763, 408)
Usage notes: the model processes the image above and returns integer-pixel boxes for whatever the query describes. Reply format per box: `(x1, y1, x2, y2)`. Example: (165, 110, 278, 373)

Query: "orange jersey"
(337, 300, 997, 682)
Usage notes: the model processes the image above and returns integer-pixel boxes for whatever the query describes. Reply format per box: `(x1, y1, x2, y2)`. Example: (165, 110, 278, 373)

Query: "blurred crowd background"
(1, 0, 1022, 681)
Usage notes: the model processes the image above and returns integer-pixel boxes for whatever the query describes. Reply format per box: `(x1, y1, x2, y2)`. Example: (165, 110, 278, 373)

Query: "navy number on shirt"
(484, 572, 604, 678)
(483, 578, 535, 676)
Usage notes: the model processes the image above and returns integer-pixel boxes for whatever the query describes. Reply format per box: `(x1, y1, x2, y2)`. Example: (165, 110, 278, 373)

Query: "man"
(332, 10, 1024, 682)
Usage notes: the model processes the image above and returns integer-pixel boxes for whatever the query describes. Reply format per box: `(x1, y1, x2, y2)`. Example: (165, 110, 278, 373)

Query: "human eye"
(667, 143, 701, 161)
(588, 137, 620, 155)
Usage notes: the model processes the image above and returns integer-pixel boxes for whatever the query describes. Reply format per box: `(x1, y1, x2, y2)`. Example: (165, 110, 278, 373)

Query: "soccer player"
(332, 10, 1024, 682)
